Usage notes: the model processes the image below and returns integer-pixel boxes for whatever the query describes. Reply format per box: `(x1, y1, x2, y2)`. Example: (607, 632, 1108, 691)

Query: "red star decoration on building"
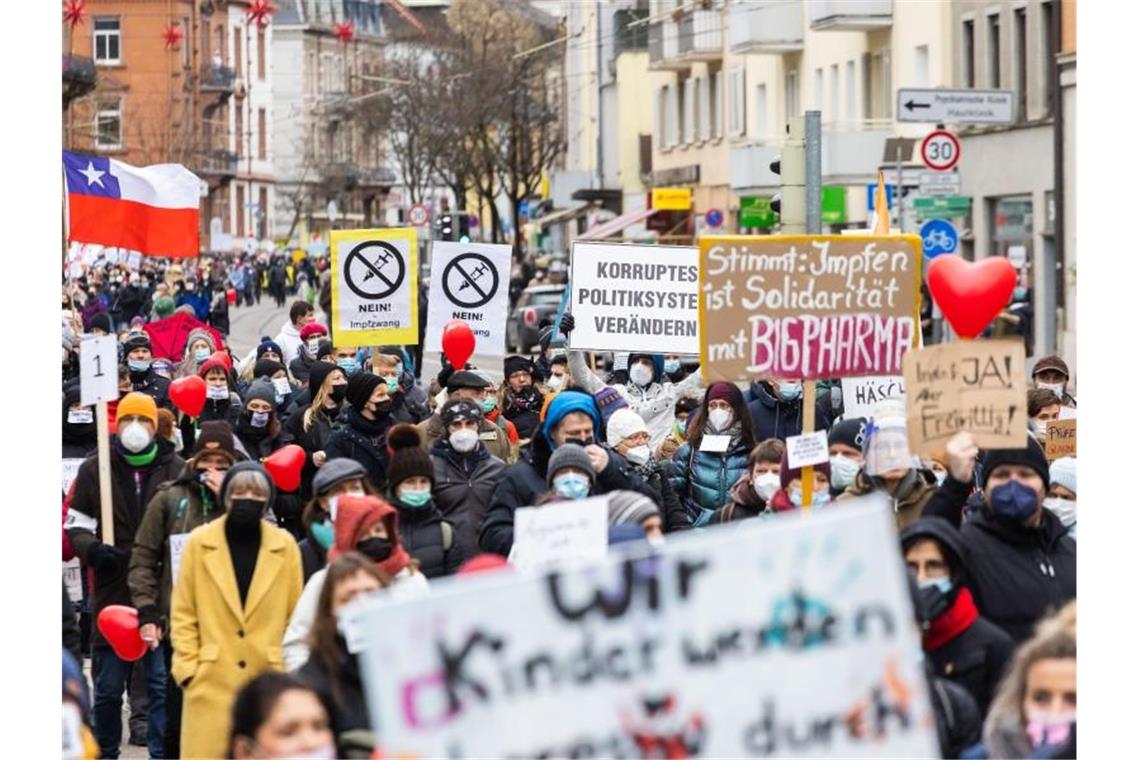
(63, 0, 87, 29)
(246, 0, 276, 28)
(335, 20, 355, 44)
(162, 23, 184, 49)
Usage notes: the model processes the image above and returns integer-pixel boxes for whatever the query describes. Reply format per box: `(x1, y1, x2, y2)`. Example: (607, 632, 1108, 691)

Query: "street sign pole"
(896, 144, 904, 233)
(801, 110, 822, 511)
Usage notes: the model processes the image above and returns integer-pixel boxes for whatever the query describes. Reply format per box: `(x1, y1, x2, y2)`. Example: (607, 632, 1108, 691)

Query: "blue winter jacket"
(669, 428, 751, 524)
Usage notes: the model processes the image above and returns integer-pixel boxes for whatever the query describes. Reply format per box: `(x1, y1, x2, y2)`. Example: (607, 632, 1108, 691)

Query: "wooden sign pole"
(96, 400, 115, 545)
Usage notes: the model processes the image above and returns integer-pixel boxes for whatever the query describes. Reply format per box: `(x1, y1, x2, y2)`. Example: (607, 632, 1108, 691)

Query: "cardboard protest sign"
(699, 235, 921, 382)
(79, 335, 119, 406)
(569, 242, 700, 354)
(508, 497, 608, 571)
(350, 495, 938, 758)
(1044, 419, 1076, 460)
(424, 242, 512, 356)
(786, 430, 829, 469)
(842, 375, 906, 420)
(330, 228, 419, 346)
(902, 340, 1027, 456)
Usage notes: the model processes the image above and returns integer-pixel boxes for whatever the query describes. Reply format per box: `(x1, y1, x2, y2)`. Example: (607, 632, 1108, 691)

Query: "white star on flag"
(79, 161, 105, 188)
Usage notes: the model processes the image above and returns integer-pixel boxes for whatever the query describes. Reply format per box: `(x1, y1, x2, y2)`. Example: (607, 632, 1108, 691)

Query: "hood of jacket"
(729, 471, 766, 511)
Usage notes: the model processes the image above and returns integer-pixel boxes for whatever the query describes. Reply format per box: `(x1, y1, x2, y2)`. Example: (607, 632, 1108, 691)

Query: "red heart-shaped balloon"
(927, 255, 1017, 339)
(263, 444, 305, 492)
(441, 319, 476, 369)
(169, 375, 207, 417)
(226, 288, 237, 304)
(97, 605, 148, 662)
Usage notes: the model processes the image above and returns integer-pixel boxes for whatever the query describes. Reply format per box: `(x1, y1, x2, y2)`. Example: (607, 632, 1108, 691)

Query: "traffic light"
(436, 213, 454, 241)
(769, 118, 806, 233)
(458, 212, 471, 243)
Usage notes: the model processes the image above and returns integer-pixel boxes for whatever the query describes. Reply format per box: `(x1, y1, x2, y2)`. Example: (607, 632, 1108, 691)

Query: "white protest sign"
(786, 430, 829, 469)
(424, 241, 512, 356)
(169, 533, 191, 586)
(568, 242, 700, 354)
(350, 495, 937, 758)
(842, 375, 906, 420)
(508, 497, 608, 571)
(330, 228, 419, 346)
(79, 334, 119, 406)
(63, 558, 83, 603)
(62, 458, 84, 496)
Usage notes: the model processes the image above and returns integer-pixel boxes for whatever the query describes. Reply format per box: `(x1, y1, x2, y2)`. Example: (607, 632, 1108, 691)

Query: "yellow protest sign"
(330, 227, 419, 347)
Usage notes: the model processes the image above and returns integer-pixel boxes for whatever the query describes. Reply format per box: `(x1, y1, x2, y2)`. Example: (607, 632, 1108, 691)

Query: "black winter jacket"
(394, 500, 464, 579)
(929, 668, 982, 759)
(325, 409, 394, 492)
(613, 450, 687, 533)
(298, 642, 373, 758)
(285, 403, 342, 500)
(746, 381, 831, 442)
(923, 476, 1077, 643)
(62, 579, 82, 663)
(298, 535, 327, 584)
(431, 441, 506, 560)
(129, 368, 173, 410)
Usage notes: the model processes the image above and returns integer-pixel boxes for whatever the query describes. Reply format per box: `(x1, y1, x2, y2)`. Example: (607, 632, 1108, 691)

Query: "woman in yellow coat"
(171, 462, 303, 759)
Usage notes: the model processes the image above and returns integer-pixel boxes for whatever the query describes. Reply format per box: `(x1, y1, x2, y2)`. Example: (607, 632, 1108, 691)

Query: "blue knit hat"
(541, 390, 601, 448)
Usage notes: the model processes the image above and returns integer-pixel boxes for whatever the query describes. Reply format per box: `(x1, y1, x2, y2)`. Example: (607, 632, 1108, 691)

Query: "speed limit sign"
(921, 130, 960, 171)
(408, 204, 430, 227)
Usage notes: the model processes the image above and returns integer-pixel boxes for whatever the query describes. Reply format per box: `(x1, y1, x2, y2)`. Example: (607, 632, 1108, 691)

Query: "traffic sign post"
(919, 219, 959, 258)
(914, 195, 971, 220)
(897, 88, 1014, 124)
(918, 171, 961, 196)
(921, 130, 960, 172)
(408, 204, 430, 227)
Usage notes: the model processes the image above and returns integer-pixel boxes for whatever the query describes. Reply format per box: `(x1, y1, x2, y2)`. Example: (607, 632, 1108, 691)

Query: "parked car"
(506, 284, 566, 353)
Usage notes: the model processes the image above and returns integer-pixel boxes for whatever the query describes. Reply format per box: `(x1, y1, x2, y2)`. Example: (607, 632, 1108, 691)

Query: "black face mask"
(329, 385, 347, 404)
(228, 498, 265, 530)
(916, 583, 954, 626)
(356, 536, 393, 562)
(369, 399, 393, 416)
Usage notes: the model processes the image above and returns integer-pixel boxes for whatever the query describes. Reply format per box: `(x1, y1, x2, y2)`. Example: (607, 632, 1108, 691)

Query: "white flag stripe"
(109, 159, 201, 209)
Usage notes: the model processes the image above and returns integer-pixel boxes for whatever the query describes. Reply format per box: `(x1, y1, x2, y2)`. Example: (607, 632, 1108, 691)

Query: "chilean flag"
(63, 151, 201, 258)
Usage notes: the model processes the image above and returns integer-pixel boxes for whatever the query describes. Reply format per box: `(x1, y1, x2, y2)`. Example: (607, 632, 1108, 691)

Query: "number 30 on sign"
(921, 130, 960, 172)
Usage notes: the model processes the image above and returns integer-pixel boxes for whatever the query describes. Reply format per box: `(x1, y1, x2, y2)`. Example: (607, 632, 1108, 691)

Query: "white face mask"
(307, 338, 321, 355)
(449, 427, 479, 453)
(708, 408, 733, 432)
(250, 410, 270, 428)
(67, 409, 94, 424)
(1043, 496, 1076, 527)
(625, 444, 651, 466)
(752, 472, 781, 501)
(206, 384, 230, 400)
(1037, 381, 1065, 400)
(119, 421, 153, 453)
(547, 374, 566, 392)
(272, 377, 292, 398)
(629, 363, 653, 387)
(828, 455, 861, 489)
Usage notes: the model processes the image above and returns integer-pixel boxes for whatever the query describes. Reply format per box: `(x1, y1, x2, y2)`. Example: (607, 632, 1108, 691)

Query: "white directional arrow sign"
(897, 88, 1014, 124)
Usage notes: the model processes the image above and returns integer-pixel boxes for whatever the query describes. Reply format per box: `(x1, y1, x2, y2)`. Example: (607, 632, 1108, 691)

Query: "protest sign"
(169, 533, 190, 586)
(786, 430, 829, 469)
(350, 495, 938, 758)
(698, 235, 921, 382)
(330, 228, 419, 346)
(842, 375, 906, 420)
(63, 558, 82, 603)
(62, 459, 83, 496)
(508, 497, 608, 571)
(569, 242, 700, 354)
(1045, 419, 1076, 460)
(424, 242, 511, 356)
(79, 335, 118, 406)
(902, 340, 1027, 456)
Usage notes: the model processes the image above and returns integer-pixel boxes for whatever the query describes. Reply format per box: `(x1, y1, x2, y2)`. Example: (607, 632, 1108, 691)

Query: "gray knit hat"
(607, 490, 660, 527)
(312, 458, 368, 496)
(546, 444, 597, 487)
(243, 378, 277, 407)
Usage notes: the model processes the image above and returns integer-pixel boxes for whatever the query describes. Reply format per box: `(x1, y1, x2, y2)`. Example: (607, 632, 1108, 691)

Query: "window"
(236, 185, 245, 238)
(697, 77, 709, 141)
(754, 84, 768, 141)
(862, 53, 873, 118)
(95, 98, 122, 149)
(667, 83, 679, 147)
(813, 68, 823, 110)
(656, 85, 668, 148)
(1042, 1, 1056, 114)
(93, 18, 121, 65)
(962, 19, 976, 87)
(711, 70, 723, 138)
(182, 18, 191, 67)
(258, 187, 268, 239)
(233, 27, 243, 77)
(845, 61, 855, 121)
(727, 68, 745, 136)
(682, 76, 694, 144)
(257, 27, 266, 80)
(828, 64, 839, 122)
(915, 45, 929, 88)
(235, 107, 243, 158)
(1014, 7, 1027, 121)
(785, 68, 799, 121)
(880, 48, 892, 118)
(987, 13, 1000, 87)
(258, 108, 266, 159)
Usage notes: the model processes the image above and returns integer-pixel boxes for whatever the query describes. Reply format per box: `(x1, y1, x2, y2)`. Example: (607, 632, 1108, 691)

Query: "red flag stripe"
(67, 192, 199, 257)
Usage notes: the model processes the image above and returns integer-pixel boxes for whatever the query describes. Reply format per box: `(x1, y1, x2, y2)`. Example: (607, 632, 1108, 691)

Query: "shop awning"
(533, 203, 592, 228)
(577, 208, 658, 240)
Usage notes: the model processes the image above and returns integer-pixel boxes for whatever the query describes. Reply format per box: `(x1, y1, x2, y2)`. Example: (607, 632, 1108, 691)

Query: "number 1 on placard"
(93, 354, 104, 377)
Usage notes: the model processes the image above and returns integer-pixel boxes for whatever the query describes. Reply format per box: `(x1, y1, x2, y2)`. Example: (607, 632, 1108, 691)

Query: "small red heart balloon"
(226, 288, 237, 305)
(926, 255, 1017, 339)
(169, 375, 207, 417)
(97, 605, 148, 662)
(441, 319, 476, 369)
(263, 444, 305, 492)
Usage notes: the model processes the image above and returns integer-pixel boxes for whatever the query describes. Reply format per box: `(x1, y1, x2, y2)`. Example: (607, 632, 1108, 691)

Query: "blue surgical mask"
(194, 347, 210, 363)
(664, 359, 681, 374)
(481, 397, 496, 413)
(989, 480, 1039, 523)
(553, 473, 590, 500)
(128, 359, 151, 373)
(789, 487, 830, 507)
(399, 489, 432, 508)
(385, 376, 399, 394)
(918, 576, 953, 595)
(311, 519, 334, 550)
(337, 358, 360, 376)
(1013, 286, 1028, 301)
(778, 382, 803, 401)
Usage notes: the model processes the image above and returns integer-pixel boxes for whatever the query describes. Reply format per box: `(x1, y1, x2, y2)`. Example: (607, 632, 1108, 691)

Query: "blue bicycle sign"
(919, 218, 958, 257)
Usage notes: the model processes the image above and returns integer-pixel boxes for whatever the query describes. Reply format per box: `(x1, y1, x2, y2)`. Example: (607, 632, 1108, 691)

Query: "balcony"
(199, 149, 238, 178)
(199, 64, 236, 93)
(322, 161, 360, 190)
(678, 9, 722, 61)
(821, 120, 893, 181)
(320, 90, 354, 118)
(358, 166, 397, 188)
(730, 1, 803, 53)
(648, 21, 686, 71)
(63, 54, 97, 103)
(808, 0, 893, 31)
(729, 142, 781, 192)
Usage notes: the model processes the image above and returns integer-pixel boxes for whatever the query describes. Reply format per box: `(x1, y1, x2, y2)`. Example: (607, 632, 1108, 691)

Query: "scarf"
(348, 406, 389, 443)
(120, 442, 158, 468)
(378, 543, 412, 580)
(923, 587, 979, 651)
